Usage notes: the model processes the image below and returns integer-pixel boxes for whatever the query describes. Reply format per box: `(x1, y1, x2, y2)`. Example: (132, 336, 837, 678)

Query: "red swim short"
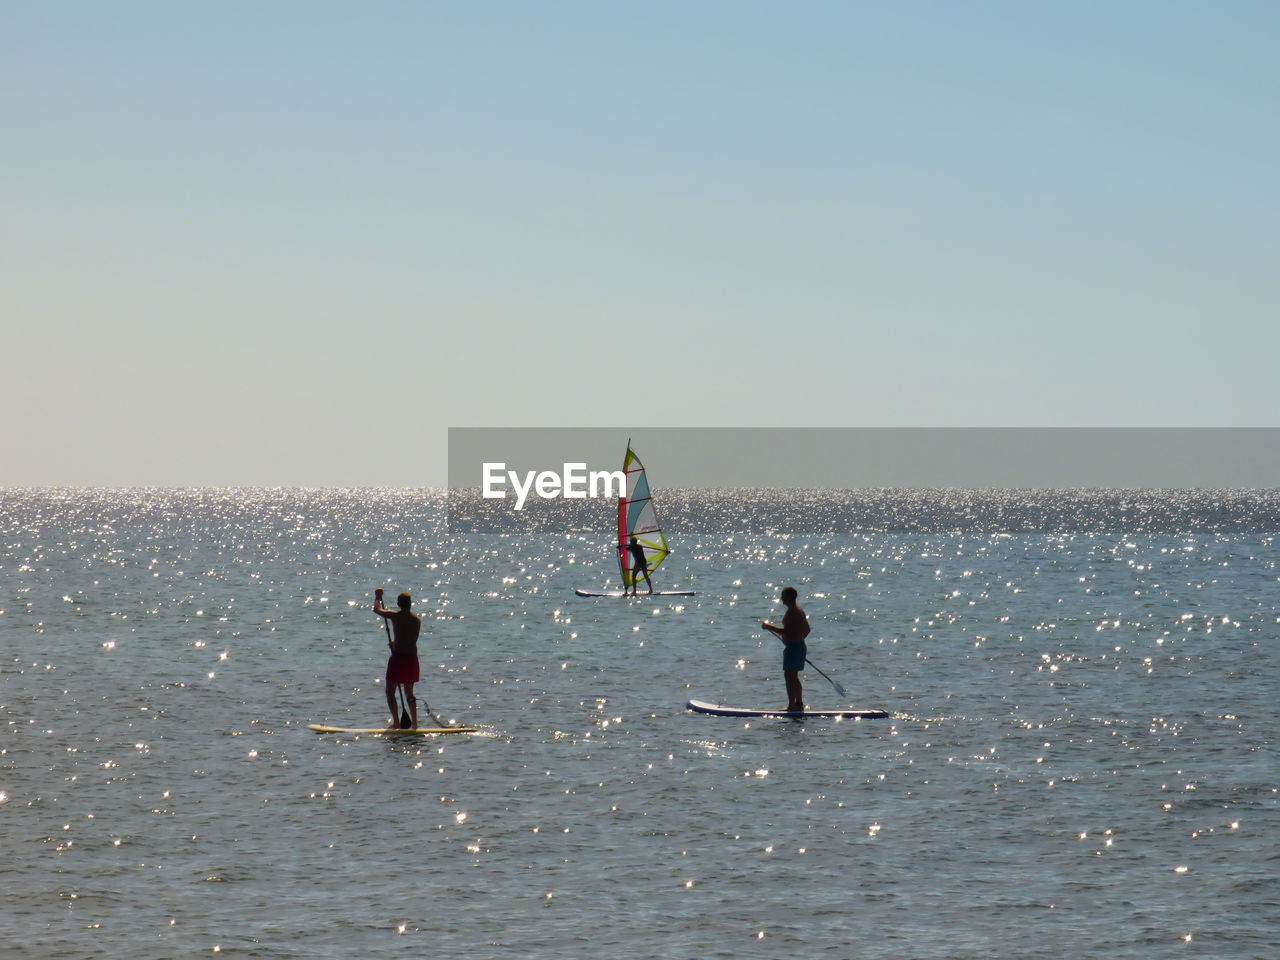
(386, 653, 420, 686)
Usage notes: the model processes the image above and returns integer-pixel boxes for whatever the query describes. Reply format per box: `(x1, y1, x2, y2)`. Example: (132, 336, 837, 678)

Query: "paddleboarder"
(762, 586, 810, 712)
(374, 588, 420, 729)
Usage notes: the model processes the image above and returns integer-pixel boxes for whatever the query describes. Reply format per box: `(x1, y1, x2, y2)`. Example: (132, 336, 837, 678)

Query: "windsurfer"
(762, 586, 810, 711)
(624, 535, 653, 595)
(374, 588, 421, 728)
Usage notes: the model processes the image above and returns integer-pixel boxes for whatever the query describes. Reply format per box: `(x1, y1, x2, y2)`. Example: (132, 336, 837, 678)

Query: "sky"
(3, 1, 1277, 486)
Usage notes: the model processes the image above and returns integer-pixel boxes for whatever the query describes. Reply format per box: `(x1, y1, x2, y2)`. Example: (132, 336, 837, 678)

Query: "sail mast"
(617, 439, 631, 584)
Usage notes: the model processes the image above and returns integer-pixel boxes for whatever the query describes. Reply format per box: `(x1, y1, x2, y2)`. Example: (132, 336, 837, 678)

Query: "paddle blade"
(399, 709, 412, 729)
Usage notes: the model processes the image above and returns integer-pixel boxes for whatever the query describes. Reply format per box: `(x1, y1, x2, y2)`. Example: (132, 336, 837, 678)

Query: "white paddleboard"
(309, 724, 477, 736)
(685, 699, 888, 720)
(575, 588, 695, 597)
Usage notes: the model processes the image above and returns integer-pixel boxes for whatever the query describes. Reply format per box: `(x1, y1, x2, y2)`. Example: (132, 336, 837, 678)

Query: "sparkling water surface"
(1, 489, 1277, 958)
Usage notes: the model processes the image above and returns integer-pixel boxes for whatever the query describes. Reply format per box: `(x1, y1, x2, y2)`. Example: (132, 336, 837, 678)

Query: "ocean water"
(1, 488, 1277, 959)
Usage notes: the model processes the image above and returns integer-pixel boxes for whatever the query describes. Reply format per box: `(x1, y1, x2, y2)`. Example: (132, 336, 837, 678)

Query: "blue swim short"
(782, 643, 807, 673)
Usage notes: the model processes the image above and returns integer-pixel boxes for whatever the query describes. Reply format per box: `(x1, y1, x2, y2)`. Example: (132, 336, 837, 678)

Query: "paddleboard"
(686, 699, 888, 720)
(309, 724, 477, 736)
(575, 588, 695, 597)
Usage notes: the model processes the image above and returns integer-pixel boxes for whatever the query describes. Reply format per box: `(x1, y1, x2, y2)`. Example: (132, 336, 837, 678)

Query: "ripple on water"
(1, 489, 1277, 958)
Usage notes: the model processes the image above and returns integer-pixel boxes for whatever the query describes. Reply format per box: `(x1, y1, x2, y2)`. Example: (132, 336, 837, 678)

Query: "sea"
(1, 487, 1277, 959)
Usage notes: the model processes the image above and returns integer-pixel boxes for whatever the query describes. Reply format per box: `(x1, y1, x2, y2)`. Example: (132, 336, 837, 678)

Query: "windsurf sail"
(618, 442, 670, 588)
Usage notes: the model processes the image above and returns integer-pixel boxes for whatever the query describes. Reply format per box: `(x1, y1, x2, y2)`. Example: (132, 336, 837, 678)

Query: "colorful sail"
(617, 443, 669, 587)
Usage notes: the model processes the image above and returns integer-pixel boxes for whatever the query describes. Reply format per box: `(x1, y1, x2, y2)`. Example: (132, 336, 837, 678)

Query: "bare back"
(388, 609, 421, 656)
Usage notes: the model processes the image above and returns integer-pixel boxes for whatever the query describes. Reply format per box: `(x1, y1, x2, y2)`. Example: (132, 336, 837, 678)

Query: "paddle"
(801, 655, 847, 699)
(765, 630, 847, 698)
(395, 683, 412, 730)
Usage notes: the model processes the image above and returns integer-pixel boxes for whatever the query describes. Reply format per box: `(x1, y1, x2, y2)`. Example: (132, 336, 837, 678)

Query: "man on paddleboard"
(762, 586, 810, 712)
(374, 588, 421, 728)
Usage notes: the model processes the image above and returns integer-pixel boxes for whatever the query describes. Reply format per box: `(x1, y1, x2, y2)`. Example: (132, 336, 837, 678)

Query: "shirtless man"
(374, 588, 421, 728)
(762, 586, 810, 712)
(623, 535, 653, 596)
